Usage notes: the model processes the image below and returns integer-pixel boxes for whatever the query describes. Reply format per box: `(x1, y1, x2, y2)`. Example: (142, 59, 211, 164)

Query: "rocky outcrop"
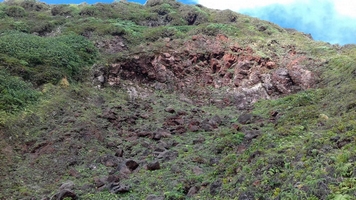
(96, 34, 317, 109)
(95, 36, 127, 54)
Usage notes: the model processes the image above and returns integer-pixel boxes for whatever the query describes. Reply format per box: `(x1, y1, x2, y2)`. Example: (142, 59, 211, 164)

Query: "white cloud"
(195, 0, 295, 10)
(334, 0, 356, 18)
(195, 0, 356, 18)
(193, 0, 356, 44)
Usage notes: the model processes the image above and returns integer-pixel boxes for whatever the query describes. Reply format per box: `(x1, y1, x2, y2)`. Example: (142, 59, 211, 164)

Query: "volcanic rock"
(147, 161, 161, 171)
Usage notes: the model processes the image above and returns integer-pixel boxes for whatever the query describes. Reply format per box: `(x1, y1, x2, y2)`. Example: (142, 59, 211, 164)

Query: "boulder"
(233, 83, 270, 110)
(271, 68, 292, 94)
(125, 159, 139, 171)
(288, 65, 315, 89)
(147, 161, 161, 171)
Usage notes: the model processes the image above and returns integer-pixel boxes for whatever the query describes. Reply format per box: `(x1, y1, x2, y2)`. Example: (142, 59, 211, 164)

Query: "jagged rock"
(147, 161, 161, 171)
(95, 36, 126, 54)
(231, 123, 240, 131)
(115, 148, 124, 157)
(209, 115, 222, 128)
(156, 130, 172, 139)
(154, 146, 166, 152)
(156, 150, 178, 161)
(188, 119, 200, 132)
(336, 138, 352, 148)
(137, 131, 153, 138)
(170, 125, 187, 134)
(164, 106, 176, 113)
(210, 180, 222, 196)
(200, 122, 214, 131)
(97, 154, 119, 167)
(272, 68, 293, 94)
(192, 166, 203, 175)
(266, 61, 276, 69)
(51, 189, 77, 200)
(109, 182, 131, 194)
(125, 159, 139, 171)
(238, 113, 254, 124)
(93, 177, 106, 188)
(59, 181, 75, 191)
(114, 164, 132, 178)
(187, 186, 199, 197)
(152, 132, 162, 140)
(107, 174, 120, 183)
(102, 33, 318, 112)
(233, 83, 270, 110)
(243, 130, 261, 140)
(288, 65, 315, 89)
(188, 124, 200, 132)
(179, 94, 193, 104)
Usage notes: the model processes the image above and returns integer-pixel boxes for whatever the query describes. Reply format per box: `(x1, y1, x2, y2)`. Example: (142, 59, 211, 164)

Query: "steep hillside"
(0, 0, 356, 199)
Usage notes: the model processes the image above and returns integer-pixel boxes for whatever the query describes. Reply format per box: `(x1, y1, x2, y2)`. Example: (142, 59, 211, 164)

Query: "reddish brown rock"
(266, 61, 276, 69)
(210, 58, 221, 73)
(271, 68, 292, 94)
(216, 33, 228, 42)
(102, 34, 318, 110)
(107, 174, 120, 183)
(125, 159, 139, 171)
(222, 53, 237, 69)
(288, 65, 315, 89)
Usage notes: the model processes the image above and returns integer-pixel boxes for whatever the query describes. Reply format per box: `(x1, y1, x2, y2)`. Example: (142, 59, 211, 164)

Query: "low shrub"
(189, 23, 239, 36)
(50, 4, 78, 16)
(143, 26, 177, 41)
(5, 5, 26, 17)
(0, 31, 98, 85)
(111, 2, 157, 25)
(29, 20, 55, 35)
(10, 20, 29, 32)
(64, 18, 125, 36)
(145, 0, 178, 7)
(179, 5, 209, 25)
(20, 0, 48, 12)
(211, 9, 239, 23)
(0, 70, 40, 113)
(79, 5, 97, 17)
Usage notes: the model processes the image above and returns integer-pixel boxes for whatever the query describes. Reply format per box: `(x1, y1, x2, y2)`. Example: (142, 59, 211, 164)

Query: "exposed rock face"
(233, 83, 271, 110)
(51, 182, 77, 200)
(95, 36, 127, 54)
(289, 65, 316, 89)
(97, 34, 317, 109)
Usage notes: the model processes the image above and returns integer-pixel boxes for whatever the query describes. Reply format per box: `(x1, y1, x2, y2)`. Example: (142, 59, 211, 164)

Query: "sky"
(194, 0, 356, 45)
(1, 0, 355, 45)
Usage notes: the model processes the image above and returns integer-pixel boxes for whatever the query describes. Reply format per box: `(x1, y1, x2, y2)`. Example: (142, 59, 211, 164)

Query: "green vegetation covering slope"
(0, 31, 97, 85)
(0, 0, 356, 200)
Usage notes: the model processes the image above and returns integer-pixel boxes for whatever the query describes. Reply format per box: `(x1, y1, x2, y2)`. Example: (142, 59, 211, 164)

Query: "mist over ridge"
(195, 0, 356, 45)
(239, 0, 356, 45)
